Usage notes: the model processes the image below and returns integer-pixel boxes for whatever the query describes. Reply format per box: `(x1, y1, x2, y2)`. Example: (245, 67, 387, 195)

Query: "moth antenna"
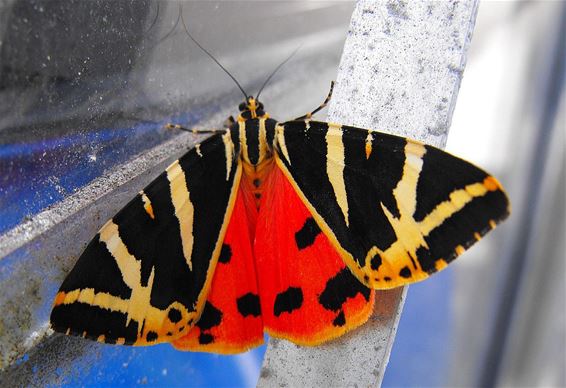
(149, 5, 181, 48)
(256, 45, 302, 101)
(180, 8, 249, 100)
(143, 1, 160, 36)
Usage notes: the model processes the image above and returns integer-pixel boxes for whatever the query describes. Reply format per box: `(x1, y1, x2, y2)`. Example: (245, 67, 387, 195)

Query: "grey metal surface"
(479, 3, 565, 386)
(257, 1, 479, 386)
(443, 2, 566, 386)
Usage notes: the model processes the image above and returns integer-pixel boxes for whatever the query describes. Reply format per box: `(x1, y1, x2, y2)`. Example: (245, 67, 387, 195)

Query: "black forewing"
(51, 132, 241, 345)
(275, 120, 509, 289)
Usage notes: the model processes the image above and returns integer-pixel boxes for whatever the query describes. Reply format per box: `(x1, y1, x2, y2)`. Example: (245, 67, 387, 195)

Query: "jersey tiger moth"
(50, 18, 510, 352)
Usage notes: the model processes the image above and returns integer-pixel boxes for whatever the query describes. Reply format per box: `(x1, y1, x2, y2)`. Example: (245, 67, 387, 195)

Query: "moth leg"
(165, 123, 226, 135)
(292, 81, 335, 121)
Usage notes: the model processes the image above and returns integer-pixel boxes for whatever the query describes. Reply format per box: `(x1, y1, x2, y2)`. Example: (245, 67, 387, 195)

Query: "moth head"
(239, 96, 266, 120)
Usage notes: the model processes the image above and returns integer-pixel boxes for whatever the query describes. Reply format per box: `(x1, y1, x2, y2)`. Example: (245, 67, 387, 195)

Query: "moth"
(50, 21, 510, 353)
(50, 80, 509, 352)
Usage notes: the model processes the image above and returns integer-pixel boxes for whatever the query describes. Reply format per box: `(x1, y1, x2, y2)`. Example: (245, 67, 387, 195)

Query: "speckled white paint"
(258, 1, 478, 386)
(328, 0, 479, 149)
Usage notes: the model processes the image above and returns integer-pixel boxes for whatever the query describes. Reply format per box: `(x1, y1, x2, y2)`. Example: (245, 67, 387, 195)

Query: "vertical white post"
(257, 1, 479, 386)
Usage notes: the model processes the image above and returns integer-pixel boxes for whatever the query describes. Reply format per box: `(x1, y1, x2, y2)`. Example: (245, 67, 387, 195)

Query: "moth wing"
(253, 164, 375, 345)
(172, 179, 264, 353)
(275, 120, 510, 289)
(51, 132, 241, 345)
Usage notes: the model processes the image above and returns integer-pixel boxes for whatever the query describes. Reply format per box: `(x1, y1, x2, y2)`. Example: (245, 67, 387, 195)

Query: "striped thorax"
(233, 97, 277, 206)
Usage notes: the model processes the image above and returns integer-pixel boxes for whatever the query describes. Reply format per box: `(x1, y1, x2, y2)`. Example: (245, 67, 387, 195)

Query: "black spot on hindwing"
(319, 268, 371, 312)
(274, 287, 304, 317)
(218, 244, 232, 264)
(295, 217, 321, 250)
(196, 302, 223, 331)
(199, 333, 214, 345)
(195, 302, 223, 346)
(236, 293, 261, 317)
(333, 311, 346, 327)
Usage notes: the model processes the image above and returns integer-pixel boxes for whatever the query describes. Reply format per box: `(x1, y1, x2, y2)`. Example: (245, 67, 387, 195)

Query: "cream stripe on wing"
(393, 139, 426, 218)
(54, 286, 191, 342)
(166, 160, 194, 271)
(99, 221, 155, 329)
(224, 131, 235, 180)
(259, 118, 268, 162)
(99, 221, 141, 289)
(418, 181, 490, 235)
(325, 123, 349, 227)
(377, 140, 428, 272)
(276, 124, 292, 164)
(238, 120, 247, 161)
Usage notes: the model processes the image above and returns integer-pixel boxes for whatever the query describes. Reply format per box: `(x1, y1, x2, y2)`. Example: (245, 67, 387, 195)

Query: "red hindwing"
(255, 165, 375, 345)
(175, 163, 374, 352)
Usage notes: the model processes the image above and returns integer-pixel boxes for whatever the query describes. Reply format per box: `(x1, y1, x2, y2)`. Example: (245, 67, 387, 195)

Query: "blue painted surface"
(383, 267, 454, 387)
(0, 107, 214, 234)
(0, 123, 160, 234)
(62, 342, 266, 387)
